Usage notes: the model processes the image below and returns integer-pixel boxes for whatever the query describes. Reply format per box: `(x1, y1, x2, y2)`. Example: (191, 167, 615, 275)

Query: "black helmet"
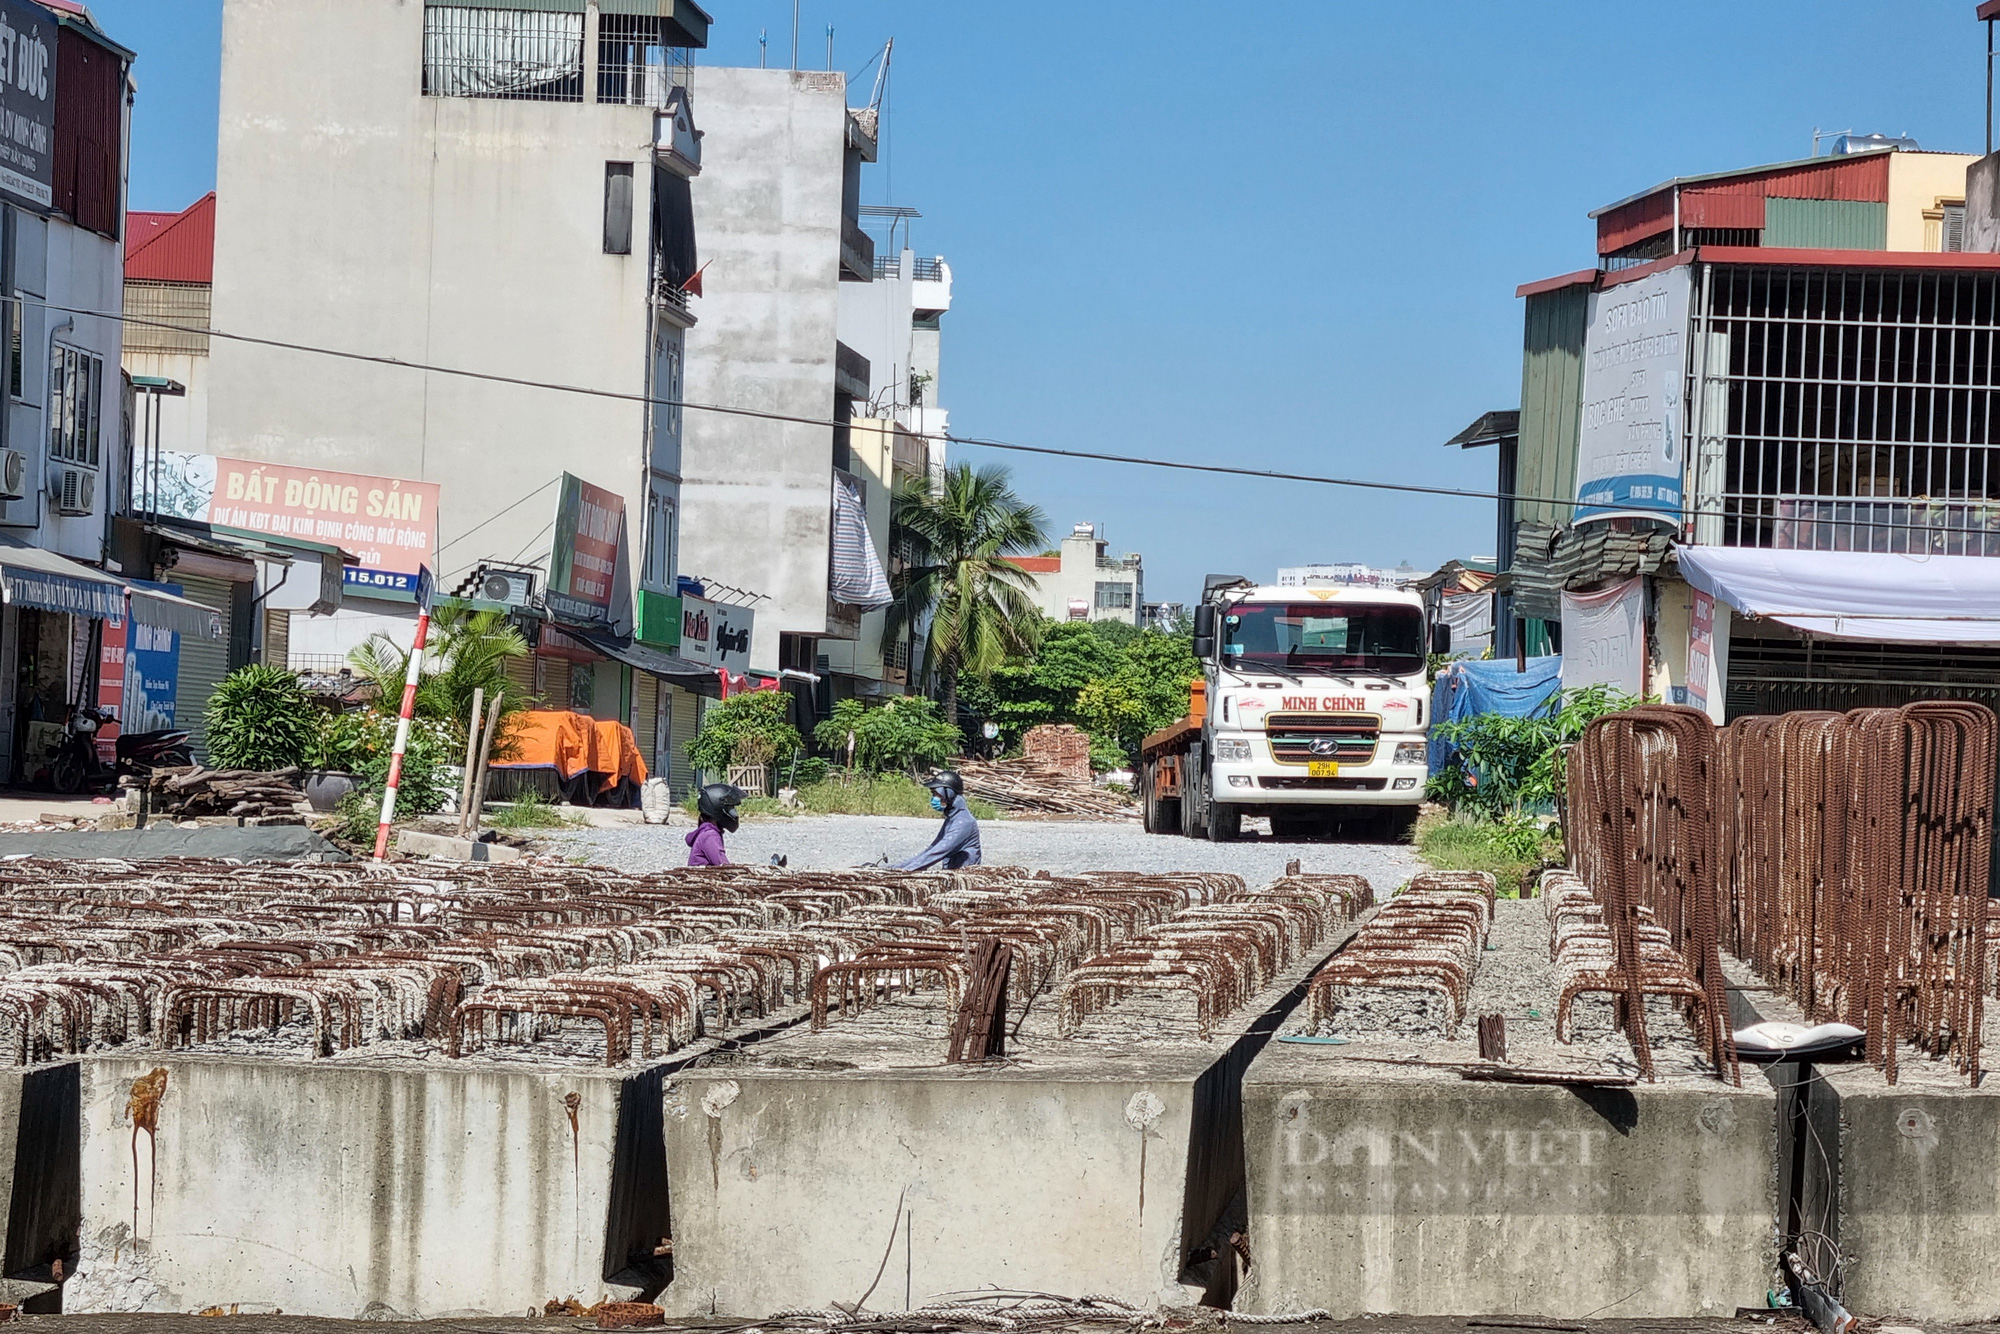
(924, 770, 964, 799)
(698, 783, 745, 833)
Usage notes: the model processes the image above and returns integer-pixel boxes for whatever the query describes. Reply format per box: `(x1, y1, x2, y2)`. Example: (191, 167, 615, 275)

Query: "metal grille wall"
(422, 5, 584, 102)
(1726, 630, 2000, 718)
(174, 575, 234, 762)
(1701, 264, 2000, 555)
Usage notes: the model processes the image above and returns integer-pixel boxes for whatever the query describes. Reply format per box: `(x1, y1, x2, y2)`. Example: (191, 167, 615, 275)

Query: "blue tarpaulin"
(1427, 655, 1562, 777)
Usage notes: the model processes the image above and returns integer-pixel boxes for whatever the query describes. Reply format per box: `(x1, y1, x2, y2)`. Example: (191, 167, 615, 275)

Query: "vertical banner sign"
(546, 473, 626, 623)
(1576, 266, 1690, 523)
(1686, 589, 1714, 714)
(1560, 576, 1647, 697)
(0, 2, 54, 211)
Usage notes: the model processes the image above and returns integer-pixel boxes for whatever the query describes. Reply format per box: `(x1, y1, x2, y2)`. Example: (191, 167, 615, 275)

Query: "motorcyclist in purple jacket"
(685, 783, 743, 867)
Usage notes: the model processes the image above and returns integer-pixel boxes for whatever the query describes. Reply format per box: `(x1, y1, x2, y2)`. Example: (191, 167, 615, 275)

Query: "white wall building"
(1276, 562, 1425, 589)
(1016, 523, 1145, 627)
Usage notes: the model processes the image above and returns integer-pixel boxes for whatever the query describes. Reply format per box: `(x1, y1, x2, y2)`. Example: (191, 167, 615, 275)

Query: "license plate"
(1308, 761, 1341, 778)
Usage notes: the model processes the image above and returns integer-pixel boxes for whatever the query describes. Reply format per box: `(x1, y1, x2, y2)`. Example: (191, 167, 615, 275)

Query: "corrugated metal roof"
(1587, 150, 1894, 219)
(1514, 268, 1599, 299)
(1007, 556, 1062, 573)
(125, 192, 214, 283)
(1697, 245, 2000, 270)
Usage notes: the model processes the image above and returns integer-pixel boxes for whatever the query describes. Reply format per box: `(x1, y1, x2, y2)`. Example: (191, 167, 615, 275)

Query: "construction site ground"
(13, 1314, 1889, 1333)
(554, 813, 1429, 881)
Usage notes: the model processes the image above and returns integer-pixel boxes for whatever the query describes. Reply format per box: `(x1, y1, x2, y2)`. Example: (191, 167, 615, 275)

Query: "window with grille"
(1095, 581, 1133, 610)
(597, 14, 689, 108)
(642, 486, 677, 592)
(1704, 265, 2000, 555)
(423, 6, 583, 102)
(48, 344, 101, 468)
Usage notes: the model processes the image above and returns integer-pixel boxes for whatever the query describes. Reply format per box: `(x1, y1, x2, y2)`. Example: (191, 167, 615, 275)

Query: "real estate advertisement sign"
(1560, 576, 1646, 696)
(678, 595, 756, 675)
(97, 580, 183, 754)
(0, 2, 55, 211)
(147, 452, 441, 598)
(546, 473, 626, 624)
(1575, 265, 1690, 524)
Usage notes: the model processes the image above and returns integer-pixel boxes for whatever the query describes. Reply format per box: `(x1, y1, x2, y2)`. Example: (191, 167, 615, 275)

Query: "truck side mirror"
(1192, 604, 1216, 660)
(1430, 623, 1452, 656)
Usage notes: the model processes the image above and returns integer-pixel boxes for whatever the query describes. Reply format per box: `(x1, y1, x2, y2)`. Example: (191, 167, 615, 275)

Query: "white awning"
(1678, 546, 2000, 644)
(128, 586, 224, 642)
(0, 539, 127, 620)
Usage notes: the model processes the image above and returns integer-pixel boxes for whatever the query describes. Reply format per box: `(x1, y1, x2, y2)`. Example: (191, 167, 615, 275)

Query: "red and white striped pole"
(372, 567, 435, 863)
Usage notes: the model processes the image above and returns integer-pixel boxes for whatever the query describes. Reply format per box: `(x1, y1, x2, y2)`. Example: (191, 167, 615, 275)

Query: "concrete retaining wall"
(65, 1054, 653, 1319)
(1236, 1056, 1777, 1318)
(1823, 1074, 2000, 1322)
(661, 1071, 1202, 1316)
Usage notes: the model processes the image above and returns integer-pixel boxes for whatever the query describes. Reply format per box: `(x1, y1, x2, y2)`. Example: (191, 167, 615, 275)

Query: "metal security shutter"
(541, 658, 572, 712)
(634, 672, 659, 776)
(262, 609, 291, 668)
(669, 687, 700, 797)
(503, 653, 535, 707)
(175, 574, 234, 762)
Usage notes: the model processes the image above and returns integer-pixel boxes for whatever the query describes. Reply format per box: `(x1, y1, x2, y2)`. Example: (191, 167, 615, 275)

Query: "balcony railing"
(840, 222, 876, 281)
(870, 254, 945, 281)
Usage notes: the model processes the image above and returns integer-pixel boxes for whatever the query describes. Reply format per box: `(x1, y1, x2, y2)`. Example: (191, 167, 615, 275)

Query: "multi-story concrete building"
(676, 65, 881, 707)
(1014, 523, 1145, 627)
(1502, 139, 2000, 719)
(1274, 562, 1423, 589)
(205, 0, 717, 785)
(816, 220, 954, 701)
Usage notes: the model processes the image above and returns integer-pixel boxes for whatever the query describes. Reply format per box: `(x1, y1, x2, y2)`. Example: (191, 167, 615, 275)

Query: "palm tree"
(346, 605, 530, 744)
(885, 463, 1050, 730)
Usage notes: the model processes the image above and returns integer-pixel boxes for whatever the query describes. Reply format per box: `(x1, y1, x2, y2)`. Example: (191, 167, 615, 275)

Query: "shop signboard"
(1560, 577, 1646, 697)
(1575, 266, 1689, 524)
(150, 453, 441, 598)
(0, 2, 55, 211)
(97, 580, 183, 754)
(678, 595, 756, 675)
(1686, 589, 1714, 714)
(546, 473, 626, 624)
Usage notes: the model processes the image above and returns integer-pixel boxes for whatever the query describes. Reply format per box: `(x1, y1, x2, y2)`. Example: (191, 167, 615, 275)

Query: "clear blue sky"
(94, 0, 1994, 605)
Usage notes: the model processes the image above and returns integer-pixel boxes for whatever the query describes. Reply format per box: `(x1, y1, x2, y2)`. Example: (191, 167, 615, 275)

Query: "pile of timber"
(124, 766, 306, 822)
(956, 758, 1135, 820)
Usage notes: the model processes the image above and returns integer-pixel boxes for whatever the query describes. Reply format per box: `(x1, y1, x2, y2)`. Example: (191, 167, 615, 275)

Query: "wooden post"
(455, 687, 485, 838)
(465, 691, 506, 838)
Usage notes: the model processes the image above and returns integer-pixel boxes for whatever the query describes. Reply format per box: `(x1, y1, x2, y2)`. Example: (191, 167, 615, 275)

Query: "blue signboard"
(124, 580, 183, 731)
(345, 567, 419, 596)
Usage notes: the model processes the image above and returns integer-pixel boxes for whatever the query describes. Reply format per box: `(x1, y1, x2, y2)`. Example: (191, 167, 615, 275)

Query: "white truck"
(1137, 576, 1444, 841)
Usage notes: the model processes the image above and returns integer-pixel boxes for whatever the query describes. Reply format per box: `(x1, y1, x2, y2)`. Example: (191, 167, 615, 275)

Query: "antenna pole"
(1988, 18, 1994, 156)
(759, 28, 768, 68)
(791, 0, 799, 70)
(827, 24, 834, 71)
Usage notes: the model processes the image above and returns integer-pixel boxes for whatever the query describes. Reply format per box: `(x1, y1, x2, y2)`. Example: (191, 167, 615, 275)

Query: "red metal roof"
(1006, 556, 1062, 574)
(1514, 268, 1600, 299)
(1594, 153, 1892, 255)
(125, 192, 214, 283)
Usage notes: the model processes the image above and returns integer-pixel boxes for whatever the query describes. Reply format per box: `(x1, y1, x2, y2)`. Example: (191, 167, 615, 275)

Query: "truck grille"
(1263, 712, 1380, 767)
(1258, 776, 1388, 791)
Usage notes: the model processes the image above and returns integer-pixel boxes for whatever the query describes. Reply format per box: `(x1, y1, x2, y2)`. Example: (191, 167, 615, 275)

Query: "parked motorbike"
(47, 705, 116, 795)
(116, 725, 193, 776)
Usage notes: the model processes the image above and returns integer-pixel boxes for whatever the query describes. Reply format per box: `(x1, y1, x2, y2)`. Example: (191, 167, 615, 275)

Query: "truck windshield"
(1221, 602, 1424, 675)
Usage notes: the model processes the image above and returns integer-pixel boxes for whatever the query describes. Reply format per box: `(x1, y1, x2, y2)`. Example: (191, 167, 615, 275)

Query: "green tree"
(345, 605, 530, 751)
(885, 463, 1049, 733)
(688, 692, 802, 776)
(205, 664, 321, 770)
(813, 696, 959, 774)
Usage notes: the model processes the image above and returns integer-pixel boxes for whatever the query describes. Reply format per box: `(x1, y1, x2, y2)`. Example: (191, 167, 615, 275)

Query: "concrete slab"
(1235, 1053, 1779, 1318)
(394, 829, 523, 862)
(0, 826, 348, 861)
(65, 1053, 667, 1320)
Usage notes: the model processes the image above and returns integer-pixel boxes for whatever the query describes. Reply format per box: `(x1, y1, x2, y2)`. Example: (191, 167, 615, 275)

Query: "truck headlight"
(1215, 737, 1254, 762)
(1394, 777, 1419, 790)
(1394, 742, 1427, 765)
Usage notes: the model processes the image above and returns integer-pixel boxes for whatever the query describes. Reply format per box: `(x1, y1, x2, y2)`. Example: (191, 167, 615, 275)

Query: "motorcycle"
(46, 707, 192, 795)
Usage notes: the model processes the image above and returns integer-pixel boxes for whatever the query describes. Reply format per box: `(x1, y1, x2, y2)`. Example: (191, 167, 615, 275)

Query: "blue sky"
(95, 0, 1994, 604)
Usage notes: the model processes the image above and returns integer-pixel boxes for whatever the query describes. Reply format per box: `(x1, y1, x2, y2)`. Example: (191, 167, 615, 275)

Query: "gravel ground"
(552, 814, 1429, 886)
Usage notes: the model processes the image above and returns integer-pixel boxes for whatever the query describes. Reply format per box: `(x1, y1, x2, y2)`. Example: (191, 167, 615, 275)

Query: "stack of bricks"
(1023, 724, 1093, 781)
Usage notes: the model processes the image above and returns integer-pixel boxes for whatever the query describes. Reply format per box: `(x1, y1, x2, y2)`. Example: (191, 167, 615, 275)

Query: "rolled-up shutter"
(175, 575, 234, 762)
(503, 652, 534, 707)
(669, 686, 700, 797)
(540, 658, 571, 712)
(634, 671, 659, 776)
(262, 609, 291, 668)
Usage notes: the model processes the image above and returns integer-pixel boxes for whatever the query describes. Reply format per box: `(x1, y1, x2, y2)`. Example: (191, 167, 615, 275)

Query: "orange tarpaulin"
(494, 710, 647, 791)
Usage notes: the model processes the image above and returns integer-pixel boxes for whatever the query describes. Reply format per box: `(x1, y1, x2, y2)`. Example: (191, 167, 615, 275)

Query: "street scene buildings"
(0, 3, 1995, 1331)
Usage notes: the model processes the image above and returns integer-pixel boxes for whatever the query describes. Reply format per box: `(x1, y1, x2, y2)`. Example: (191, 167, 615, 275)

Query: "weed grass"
(1415, 809, 1560, 897)
(482, 792, 586, 829)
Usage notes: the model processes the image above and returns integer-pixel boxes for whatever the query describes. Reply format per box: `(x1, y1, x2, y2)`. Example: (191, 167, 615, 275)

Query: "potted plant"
(302, 708, 379, 812)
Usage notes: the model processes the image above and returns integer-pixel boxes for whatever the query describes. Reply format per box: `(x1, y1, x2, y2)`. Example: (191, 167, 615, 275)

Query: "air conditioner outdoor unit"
(56, 468, 93, 516)
(478, 567, 537, 608)
(0, 450, 26, 500)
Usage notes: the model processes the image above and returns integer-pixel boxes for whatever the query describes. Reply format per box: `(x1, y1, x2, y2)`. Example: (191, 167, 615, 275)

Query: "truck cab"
(1140, 580, 1437, 841)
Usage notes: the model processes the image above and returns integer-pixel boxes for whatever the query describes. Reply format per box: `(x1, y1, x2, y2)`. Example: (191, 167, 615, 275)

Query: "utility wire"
(57, 298, 2000, 544)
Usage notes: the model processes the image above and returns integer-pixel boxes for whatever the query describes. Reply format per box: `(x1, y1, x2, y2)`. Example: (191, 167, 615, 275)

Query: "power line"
(57, 298, 2000, 545)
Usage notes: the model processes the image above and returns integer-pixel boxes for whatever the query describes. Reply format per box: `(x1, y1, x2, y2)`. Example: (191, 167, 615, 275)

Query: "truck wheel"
(1376, 808, 1420, 843)
(1184, 774, 1208, 839)
(1207, 795, 1241, 842)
